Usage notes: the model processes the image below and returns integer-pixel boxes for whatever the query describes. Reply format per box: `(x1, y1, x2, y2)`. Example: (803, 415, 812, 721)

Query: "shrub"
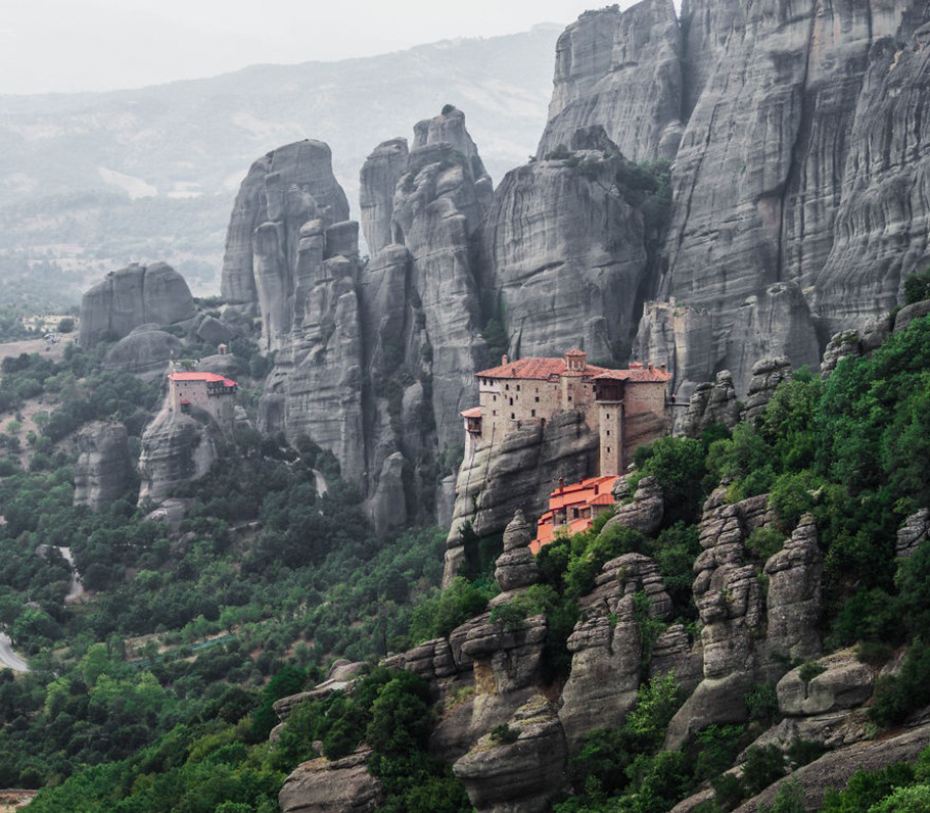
(741, 745, 787, 797)
(869, 640, 930, 727)
(904, 268, 930, 305)
(489, 723, 519, 745)
(745, 527, 786, 563)
(744, 682, 780, 724)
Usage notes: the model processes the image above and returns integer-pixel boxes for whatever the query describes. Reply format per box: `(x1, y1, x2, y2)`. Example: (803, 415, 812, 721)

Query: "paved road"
(0, 633, 28, 672)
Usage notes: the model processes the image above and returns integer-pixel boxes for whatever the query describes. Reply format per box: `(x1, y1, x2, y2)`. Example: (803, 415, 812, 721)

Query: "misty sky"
(0, 0, 658, 96)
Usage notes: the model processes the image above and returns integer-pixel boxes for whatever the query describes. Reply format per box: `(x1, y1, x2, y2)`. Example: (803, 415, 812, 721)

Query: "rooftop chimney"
(502, 354, 509, 365)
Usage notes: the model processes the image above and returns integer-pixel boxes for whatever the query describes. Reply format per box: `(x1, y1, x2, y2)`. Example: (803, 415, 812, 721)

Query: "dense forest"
(0, 290, 930, 810)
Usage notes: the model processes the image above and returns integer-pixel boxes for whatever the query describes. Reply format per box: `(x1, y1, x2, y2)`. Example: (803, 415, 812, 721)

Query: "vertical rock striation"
(73, 422, 135, 510)
(537, 0, 684, 162)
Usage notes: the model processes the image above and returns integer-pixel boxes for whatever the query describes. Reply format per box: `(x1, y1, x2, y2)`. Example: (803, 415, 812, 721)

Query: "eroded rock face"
(221, 140, 350, 317)
(682, 371, 741, 437)
(560, 553, 673, 749)
(444, 411, 598, 585)
(453, 695, 568, 813)
(102, 326, 182, 380)
(460, 614, 547, 696)
(221, 141, 367, 490)
(79, 263, 196, 347)
(628, 0, 930, 394)
(278, 748, 382, 813)
(137, 406, 225, 505)
(665, 491, 770, 747)
(493, 510, 541, 596)
(537, 0, 683, 163)
(897, 508, 930, 558)
(764, 514, 822, 663)
(73, 421, 134, 510)
(481, 144, 649, 365)
(777, 650, 873, 718)
(743, 357, 792, 424)
(602, 475, 664, 537)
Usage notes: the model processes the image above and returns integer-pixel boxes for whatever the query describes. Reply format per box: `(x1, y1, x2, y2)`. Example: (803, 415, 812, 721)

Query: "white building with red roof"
(167, 371, 238, 434)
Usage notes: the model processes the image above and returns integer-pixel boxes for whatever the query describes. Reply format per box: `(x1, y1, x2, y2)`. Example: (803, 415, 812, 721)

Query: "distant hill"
(0, 25, 561, 296)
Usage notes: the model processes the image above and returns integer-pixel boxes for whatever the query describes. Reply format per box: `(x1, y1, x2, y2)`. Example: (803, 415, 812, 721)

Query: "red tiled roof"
(169, 372, 238, 387)
(476, 357, 609, 381)
(593, 367, 672, 383)
(461, 407, 482, 419)
(531, 475, 620, 553)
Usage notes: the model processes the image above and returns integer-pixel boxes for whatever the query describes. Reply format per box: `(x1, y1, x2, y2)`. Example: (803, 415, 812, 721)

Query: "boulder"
(278, 748, 382, 813)
(743, 357, 792, 424)
(79, 262, 196, 347)
(453, 695, 568, 813)
(602, 475, 664, 537)
(492, 510, 541, 596)
(777, 651, 874, 718)
(682, 371, 741, 438)
(103, 326, 182, 380)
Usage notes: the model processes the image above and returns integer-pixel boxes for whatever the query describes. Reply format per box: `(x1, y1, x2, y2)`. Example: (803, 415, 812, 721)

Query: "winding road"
(0, 633, 28, 672)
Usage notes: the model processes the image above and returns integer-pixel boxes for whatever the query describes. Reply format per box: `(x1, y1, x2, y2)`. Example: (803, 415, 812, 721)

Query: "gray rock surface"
(73, 421, 134, 510)
(493, 510, 541, 596)
(777, 650, 873, 718)
(665, 491, 770, 747)
(481, 145, 649, 364)
(79, 262, 196, 347)
(278, 748, 382, 813)
(743, 357, 792, 424)
(897, 508, 930, 558)
(733, 721, 930, 812)
(601, 475, 664, 537)
(221, 139, 350, 317)
(682, 371, 741, 438)
(444, 411, 598, 585)
(560, 553, 673, 749)
(102, 326, 182, 380)
(763, 514, 822, 662)
(537, 0, 683, 163)
(453, 695, 568, 813)
(137, 404, 226, 505)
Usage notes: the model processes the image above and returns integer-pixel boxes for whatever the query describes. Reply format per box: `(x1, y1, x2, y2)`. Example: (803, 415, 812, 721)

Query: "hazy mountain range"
(0, 24, 561, 297)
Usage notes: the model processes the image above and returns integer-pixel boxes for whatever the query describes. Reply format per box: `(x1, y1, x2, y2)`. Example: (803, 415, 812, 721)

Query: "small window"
(493, 410, 497, 416)
(607, 446, 611, 454)
(606, 413, 610, 420)
(568, 395, 573, 402)
(606, 430, 610, 437)
(511, 412, 515, 419)
(535, 396, 540, 403)
(531, 409, 536, 417)
(517, 385, 521, 392)
(493, 395, 497, 402)
(505, 384, 510, 391)
(509, 397, 514, 406)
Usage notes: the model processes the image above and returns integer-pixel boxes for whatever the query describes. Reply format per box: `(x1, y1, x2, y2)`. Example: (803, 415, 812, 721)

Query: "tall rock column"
(219, 140, 367, 488)
(357, 107, 492, 523)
